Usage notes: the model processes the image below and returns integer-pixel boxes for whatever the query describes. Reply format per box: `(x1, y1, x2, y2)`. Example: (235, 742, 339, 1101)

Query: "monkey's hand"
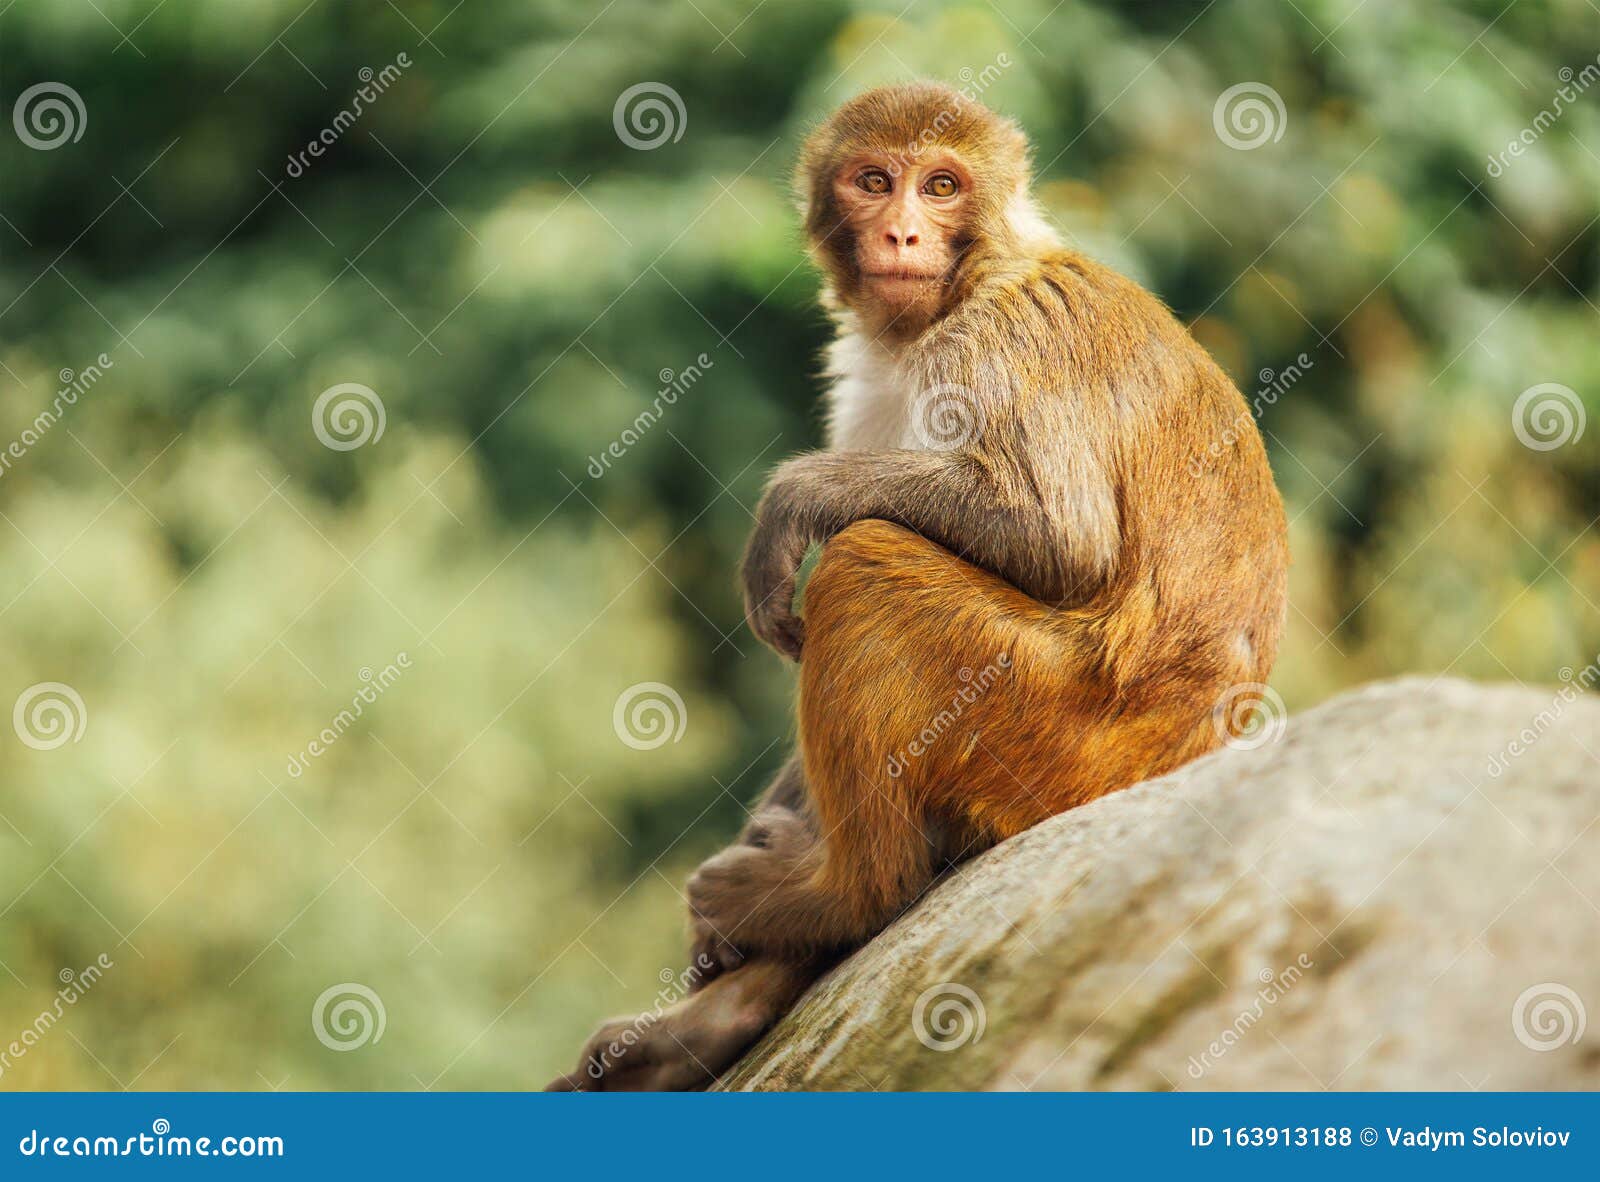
(741, 475, 812, 660)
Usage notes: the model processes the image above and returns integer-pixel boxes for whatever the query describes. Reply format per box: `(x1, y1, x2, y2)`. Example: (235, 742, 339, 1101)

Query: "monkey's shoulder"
(917, 250, 1183, 393)
(1021, 249, 1180, 343)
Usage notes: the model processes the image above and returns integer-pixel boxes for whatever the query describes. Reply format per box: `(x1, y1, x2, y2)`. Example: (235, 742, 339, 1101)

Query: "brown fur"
(549, 82, 1287, 1090)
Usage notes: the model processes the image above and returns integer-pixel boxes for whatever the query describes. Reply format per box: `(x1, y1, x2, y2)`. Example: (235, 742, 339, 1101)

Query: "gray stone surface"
(719, 678, 1600, 1091)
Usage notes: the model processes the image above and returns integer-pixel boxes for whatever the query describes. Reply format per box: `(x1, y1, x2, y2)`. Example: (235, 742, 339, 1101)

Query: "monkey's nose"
(885, 229, 920, 247)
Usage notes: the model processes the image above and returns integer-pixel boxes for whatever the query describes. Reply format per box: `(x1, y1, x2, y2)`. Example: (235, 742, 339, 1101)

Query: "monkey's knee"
(805, 518, 1031, 647)
(805, 520, 944, 620)
(805, 520, 968, 679)
(802, 518, 1022, 725)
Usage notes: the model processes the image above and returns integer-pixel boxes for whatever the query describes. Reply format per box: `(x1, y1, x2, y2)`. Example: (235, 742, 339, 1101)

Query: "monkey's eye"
(856, 169, 892, 194)
(923, 173, 959, 198)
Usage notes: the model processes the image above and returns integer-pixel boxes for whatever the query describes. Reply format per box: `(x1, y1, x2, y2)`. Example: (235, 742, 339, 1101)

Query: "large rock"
(719, 678, 1600, 1090)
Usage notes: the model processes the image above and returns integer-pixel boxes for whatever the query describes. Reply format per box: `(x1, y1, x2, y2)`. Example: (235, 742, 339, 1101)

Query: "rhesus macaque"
(549, 82, 1287, 1091)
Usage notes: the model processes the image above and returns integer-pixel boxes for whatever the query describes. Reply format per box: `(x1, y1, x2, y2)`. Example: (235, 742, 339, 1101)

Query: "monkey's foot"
(543, 1012, 717, 1092)
(544, 963, 792, 1092)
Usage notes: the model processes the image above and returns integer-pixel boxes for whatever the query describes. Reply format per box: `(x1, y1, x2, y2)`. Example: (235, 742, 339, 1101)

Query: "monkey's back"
(1087, 259, 1287, 717)
(1047, 252, 1288, 793)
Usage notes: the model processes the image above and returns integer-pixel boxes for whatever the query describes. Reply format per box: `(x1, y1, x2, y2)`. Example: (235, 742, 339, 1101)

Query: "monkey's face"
(831, 153, 971, 330)
(800, 84, 1033, 338)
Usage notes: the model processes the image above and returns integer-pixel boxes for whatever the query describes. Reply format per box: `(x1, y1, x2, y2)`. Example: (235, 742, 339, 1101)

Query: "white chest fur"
(822, 330, 925, 452)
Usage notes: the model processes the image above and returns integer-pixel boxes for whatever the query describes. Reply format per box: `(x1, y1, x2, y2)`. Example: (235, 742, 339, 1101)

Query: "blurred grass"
(0, 0, 1597, 1088)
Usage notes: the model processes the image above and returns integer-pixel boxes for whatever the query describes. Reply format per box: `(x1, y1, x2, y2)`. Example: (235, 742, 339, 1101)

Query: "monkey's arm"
(742, 446, 1113, 660)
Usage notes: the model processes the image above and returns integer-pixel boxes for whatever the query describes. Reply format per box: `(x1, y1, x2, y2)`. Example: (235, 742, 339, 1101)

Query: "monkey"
(547, 81, 1287, 1091)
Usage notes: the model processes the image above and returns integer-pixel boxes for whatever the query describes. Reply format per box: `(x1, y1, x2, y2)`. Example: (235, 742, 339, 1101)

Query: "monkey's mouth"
(863, 269, 945, 283)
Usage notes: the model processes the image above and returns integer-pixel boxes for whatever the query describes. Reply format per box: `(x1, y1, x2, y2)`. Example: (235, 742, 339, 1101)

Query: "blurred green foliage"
(0, 0, 1596, 1088)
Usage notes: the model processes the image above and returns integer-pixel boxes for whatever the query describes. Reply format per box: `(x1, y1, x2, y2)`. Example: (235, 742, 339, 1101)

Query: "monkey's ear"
(793, 113, 841, 218)
(1003, 184, 1060, 251)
